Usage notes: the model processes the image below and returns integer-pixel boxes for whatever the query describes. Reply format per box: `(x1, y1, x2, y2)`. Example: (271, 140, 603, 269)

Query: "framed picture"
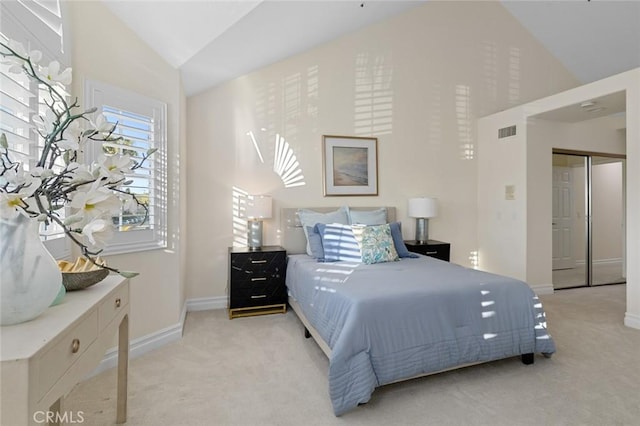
(322, 135, 378, 196)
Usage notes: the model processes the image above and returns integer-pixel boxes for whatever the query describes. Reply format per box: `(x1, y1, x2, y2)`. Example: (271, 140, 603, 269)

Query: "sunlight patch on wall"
(482, 40, 498, 116)
(274, 133, 305, 188)
(307, 65, 319, 125)
(354, 52, 393, 136)
(509, 47, 521, 106)
(429, 83, 443, 145)
(254, 81, 277, 138)
(232, 186, 250, 247)
(455, 84, 474, 160)
(246, 130, 265, 163)
(469, 250, 479, 269)
(283, 72, 302, 141)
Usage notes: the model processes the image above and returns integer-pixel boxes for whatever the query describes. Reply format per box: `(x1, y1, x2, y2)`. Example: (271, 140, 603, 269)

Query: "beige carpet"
(65, 284, 640, 426)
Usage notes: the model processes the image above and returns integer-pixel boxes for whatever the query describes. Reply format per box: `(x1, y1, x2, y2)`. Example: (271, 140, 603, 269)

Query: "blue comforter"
(286, 254, 555, 416)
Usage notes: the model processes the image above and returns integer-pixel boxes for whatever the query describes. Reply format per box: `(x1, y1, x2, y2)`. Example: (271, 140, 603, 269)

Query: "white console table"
(1, 276, 129, 425)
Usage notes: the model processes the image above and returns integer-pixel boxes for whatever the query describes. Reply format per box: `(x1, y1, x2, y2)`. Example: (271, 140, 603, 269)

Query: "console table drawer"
(99, 280, 129, 330)
(37, 310, 98, 400)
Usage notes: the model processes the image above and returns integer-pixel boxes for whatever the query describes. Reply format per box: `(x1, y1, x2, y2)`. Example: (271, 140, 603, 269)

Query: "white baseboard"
(530, 283, 554, 295)
(186, 296, 227, 311)
(624, 312, 640, 330)
(88, 296, 226, 379)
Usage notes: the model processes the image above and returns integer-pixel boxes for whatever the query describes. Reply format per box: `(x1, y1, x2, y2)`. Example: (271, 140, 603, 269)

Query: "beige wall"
(68, 1, 187, 339)
(477, 68, 640, 329)
(186, 1, 578, 300)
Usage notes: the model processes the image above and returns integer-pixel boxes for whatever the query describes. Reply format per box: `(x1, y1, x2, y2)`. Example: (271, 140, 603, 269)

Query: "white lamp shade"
(245, 195, 272, 219)
(408, 197, 438, 218)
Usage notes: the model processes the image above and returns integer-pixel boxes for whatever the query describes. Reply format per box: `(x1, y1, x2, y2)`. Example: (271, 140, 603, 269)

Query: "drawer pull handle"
(251, 260, 267, 264)
(71, 338, 80, 354)
(115, 298, 121, 308)
(251, 295, 267, 299)
(251, 277, 267, 282)
(426, 251, 437, 255)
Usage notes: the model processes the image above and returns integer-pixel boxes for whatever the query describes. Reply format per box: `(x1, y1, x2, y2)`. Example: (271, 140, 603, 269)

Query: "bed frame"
(280, 207, 535, 382)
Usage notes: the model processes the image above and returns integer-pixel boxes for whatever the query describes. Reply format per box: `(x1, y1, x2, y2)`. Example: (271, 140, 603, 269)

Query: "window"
(85, 79, 167, 255)
(1, 0, 70, 259)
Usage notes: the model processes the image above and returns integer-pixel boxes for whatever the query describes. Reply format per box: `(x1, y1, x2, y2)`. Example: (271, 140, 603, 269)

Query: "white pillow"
(349, 207, 387, 225)
(297, 206, 349, 256)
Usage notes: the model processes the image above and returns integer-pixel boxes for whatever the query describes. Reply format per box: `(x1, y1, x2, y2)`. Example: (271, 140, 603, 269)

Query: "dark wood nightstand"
(228, 246, 287, 319)
(404, 240, 451, 262)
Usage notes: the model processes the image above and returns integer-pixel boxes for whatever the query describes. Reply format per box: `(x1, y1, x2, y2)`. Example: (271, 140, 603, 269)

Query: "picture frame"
(322, 135, 378, 196)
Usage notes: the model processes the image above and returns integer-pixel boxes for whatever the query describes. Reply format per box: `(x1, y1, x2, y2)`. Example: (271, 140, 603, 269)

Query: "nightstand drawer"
(404, 240, 451, 262)
(232, 274, 284, 290)
(231, 251, 286, 275)
(230, 280, 286, 308)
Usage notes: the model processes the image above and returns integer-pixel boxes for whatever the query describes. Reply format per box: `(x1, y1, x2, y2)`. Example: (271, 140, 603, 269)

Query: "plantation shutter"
(85, 79, 167, 255)
(1, 1, 70, 258)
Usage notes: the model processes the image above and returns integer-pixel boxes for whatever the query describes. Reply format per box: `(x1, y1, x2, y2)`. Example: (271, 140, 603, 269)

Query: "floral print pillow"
(354, 224, 399, 264)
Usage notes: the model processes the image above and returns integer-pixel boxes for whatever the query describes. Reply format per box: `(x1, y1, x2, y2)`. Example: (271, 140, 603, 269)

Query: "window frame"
(84, 79, 168, 256)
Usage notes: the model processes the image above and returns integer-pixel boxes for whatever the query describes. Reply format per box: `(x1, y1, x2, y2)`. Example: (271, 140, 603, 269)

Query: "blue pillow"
(315, 223, 362, 262)
(389, 222, 419, 258)
(349, 208, 387, 225)
(298, 207, 350, 256)
(306, 226, 324, 259)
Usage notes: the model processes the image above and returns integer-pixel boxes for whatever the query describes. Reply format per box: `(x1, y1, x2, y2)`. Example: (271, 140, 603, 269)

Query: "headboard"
(280, 207, 396, 254)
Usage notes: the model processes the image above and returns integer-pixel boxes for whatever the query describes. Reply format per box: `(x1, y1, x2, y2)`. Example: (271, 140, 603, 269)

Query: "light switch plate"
(505, 185, 515, 200)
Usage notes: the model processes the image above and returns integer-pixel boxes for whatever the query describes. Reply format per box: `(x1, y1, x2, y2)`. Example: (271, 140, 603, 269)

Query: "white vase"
(1, 214, 62, 325)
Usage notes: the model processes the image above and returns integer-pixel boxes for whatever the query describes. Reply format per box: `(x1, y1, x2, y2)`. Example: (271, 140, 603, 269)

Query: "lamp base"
(247, 220, 263, 250)
(415, 218, 429, 244)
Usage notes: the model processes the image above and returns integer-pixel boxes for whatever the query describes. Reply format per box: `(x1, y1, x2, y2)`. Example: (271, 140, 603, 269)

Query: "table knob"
(71, 338, 80, 354)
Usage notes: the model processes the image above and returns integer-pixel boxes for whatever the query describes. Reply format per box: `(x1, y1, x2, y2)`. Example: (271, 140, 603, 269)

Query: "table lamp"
(246, 195, 272, 250)
(408, 197, 438, 244)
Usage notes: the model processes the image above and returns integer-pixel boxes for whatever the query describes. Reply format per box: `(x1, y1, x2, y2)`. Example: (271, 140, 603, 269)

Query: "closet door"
(552, 154, 587, 289)
(591, 157, 626, 286)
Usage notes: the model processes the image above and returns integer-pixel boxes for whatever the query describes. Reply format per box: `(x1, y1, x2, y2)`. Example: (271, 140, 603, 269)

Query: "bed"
(281, 207, 555, 416)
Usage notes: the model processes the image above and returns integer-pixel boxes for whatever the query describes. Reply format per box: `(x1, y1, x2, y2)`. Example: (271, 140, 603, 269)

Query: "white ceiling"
(101, 0, 640, 97)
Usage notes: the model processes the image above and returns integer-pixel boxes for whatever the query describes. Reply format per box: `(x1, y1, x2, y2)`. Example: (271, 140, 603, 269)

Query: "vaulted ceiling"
(101, 1, 640, 97)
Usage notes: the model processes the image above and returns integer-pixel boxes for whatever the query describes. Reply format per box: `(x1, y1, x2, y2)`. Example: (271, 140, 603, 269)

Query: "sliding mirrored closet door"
(552, 153, 626, 290)
(590, 156, 626, 286)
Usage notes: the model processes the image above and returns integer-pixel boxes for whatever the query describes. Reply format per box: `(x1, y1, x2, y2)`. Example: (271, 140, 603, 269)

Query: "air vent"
(498, 125, 516, 139)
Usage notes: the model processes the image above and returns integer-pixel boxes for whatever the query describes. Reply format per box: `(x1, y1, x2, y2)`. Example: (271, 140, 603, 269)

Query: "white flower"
(119, 192, 137, 212)
(32, 109, 57, 138)
(82, 219, 114, 249)
(90, 114, 116, 137)
(58, 120, 81, 151)
(69, 184, 121, 222)
(94, 154, 133, 183)
(64, 162, 93, 184)
(39, 60, 72, 85)
(0, 40, 41, 73)
(0, 192, 27, 219)
(30, 167, 54, 179)
(0, 167, 41, 195)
